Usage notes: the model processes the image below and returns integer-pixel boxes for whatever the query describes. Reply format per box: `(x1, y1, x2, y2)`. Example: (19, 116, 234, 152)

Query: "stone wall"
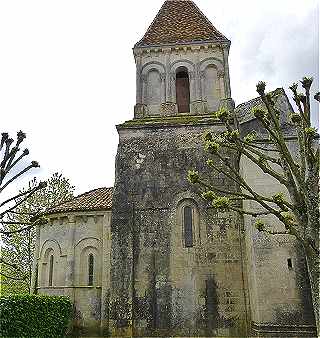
(241, 144, 316, 337)
(35, 210, 111, 335)
(238, 91, 317, 336)
(110, 120, 250, 336)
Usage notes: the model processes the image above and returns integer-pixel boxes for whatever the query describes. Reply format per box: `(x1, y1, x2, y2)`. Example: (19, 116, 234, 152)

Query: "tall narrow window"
(176, 67, 190, 113)
(88, 254, 94, 286)
(49, 255, 54, 286)
(184, 206, 193, 247)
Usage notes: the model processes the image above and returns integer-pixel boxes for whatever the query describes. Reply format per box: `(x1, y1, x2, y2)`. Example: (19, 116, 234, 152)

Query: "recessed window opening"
(48, 255, 54, 287)
(176, 67, 190, 113)
(88, 254, 94, 286)
(287, 258, 293, 270)
(184, 206, 193, 248)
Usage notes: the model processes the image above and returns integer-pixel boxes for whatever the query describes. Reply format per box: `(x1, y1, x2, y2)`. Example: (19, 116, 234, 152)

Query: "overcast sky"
(0, 0, 318, 195)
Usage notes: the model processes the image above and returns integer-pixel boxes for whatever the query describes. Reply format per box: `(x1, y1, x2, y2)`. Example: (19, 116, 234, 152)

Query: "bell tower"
(109, 1, 249, 336)
(133, 0, 233, 118)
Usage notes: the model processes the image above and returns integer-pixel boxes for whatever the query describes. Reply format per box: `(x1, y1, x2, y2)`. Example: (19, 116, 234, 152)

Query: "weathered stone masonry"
(110, 122, 250, 336)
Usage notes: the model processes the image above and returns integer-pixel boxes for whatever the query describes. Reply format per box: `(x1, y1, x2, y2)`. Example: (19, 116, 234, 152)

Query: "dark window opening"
(287, 258, 293, 270)
(176, 67, 190, 113)
(49, 255, 54, 286)
(184, 206, 193, 247)
(88, 254, 94, 286)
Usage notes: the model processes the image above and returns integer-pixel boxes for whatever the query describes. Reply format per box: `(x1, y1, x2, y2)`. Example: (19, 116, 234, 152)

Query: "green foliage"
(187, 170, 199, 184)
(0, 294, 72, 338)
(206, 159, 215, 167)
(226, 130, 240, 143)
(1, 173, 75, 295)
(255, 220, 265, 232)
(244, 131, 257, 143)
(252, 108, 266, 119)
(201, 190, 216, 201)
(214, 107, 230, 122)
(212, 196, 231, 211)
(305, 127, 317, 136)
(256, 81, 266, 95)
(272, 192, 286, 204)
(290, 113, 302, 124)
(205, 140, 220, 153)
(301, 77, 313, 90)
(281, 212, 296, 226)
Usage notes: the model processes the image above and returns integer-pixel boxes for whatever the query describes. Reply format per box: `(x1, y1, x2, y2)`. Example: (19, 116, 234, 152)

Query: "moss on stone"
(120, 114, 219, 128)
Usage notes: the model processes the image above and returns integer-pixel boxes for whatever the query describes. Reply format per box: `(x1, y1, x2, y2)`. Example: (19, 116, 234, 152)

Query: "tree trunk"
(305, 247, 319, 334)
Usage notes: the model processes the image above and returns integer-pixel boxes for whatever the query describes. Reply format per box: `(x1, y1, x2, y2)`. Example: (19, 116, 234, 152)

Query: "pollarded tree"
(0, 131, 47, 289)
(188, 77, 319, 330)
(1, 173, 75, 294)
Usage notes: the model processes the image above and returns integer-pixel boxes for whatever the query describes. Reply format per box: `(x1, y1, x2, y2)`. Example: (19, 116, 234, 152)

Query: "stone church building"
(32, 0, 316, 336)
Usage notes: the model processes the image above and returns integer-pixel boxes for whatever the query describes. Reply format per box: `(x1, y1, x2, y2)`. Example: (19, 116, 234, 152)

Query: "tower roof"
(135, 0, 230, 48)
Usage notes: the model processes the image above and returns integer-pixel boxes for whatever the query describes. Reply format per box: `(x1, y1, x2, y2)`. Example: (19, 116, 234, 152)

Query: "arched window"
(204, 65, 219, 111)
(147, 70, 161, 105)
(184, 206, 193, 247)
(176, 67, 190, 113)
(48, 255, 54, 286)
(88, 254, 94, 286)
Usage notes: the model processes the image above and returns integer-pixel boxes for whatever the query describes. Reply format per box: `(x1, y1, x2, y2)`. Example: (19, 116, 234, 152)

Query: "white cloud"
(0, 0, 318, 194)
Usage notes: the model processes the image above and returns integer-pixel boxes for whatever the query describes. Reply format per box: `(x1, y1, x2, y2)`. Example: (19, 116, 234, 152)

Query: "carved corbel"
(141, 74, 148, 84)
(160, 73, 166, 82)
(217, 70, 225, 78)
(189, 71, 195, 80)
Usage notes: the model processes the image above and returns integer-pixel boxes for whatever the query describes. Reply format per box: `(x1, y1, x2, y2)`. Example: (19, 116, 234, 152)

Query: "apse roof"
(135, 0, 230, 47)
(47, 187, 113, 214)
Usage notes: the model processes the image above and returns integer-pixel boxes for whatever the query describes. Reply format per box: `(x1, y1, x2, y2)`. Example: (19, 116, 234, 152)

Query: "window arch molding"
(39, 240, 63, 287)
(74, 237, 101, 286)
(176, 198, 200, 248)
(199, 57, 224, 72)
(170, 60, 196, 103)
(199, 57, 225, 103)
(141, 62, 166, 106)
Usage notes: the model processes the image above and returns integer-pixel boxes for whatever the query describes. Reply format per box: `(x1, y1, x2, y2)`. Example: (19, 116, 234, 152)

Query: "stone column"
(200, 70, 205, 100)
(189, 71, 196, 102)
(160, 72, 166, 103)
(135, 55, 142, 104)
(218, 70, 226, 98)
(142, 75, 148, 105)
(100, 212, 111, 334)
(165, 50, 171, 102)
(169, 72, 176, 103)
(222, 46, 232, 98)
(65, 215, 76, 302)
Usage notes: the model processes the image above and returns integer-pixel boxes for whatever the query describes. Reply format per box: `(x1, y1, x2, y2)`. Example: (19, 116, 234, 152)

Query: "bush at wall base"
(0, 294, 72, 338)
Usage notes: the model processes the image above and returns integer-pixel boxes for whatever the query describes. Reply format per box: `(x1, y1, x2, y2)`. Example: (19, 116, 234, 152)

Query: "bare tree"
(0, 131, 47, 285)
(188, 77, 319, 331)
(1, 173, 74, 294)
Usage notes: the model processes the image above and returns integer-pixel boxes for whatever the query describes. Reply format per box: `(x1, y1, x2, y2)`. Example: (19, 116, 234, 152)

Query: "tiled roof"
(136, 0, 230, 47)
(236, 88, 284, 123)
(47, 187, 113, 214)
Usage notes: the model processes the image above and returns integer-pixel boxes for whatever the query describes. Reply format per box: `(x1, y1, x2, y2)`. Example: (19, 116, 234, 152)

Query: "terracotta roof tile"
(47, 187, 113, 214)
(136, 0, 229, 47)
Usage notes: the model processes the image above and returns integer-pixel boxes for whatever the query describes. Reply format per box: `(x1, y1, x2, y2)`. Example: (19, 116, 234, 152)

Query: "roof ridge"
(135, 2, 165, 48)
(236, 88, 284, 110)
(47, 187, 113, 214)
(135, 0, 230, 48)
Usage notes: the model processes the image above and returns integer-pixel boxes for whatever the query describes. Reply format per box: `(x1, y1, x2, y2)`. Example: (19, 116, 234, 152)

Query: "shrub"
(0, 294, 72, 338)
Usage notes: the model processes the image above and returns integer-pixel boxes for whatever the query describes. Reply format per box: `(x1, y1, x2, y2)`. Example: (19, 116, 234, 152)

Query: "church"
(32, 0, 316, 336)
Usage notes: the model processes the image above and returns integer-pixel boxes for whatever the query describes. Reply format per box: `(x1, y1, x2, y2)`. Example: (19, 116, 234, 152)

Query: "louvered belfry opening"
(176, 67, 190, 113)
